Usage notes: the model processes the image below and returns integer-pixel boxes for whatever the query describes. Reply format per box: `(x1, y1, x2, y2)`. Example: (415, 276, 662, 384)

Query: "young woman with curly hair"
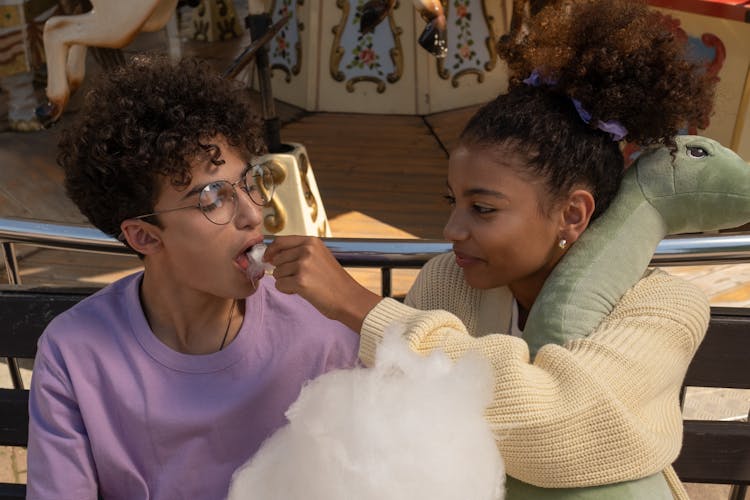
(26, 56, 360, 500)
(264, 1, 716, 498)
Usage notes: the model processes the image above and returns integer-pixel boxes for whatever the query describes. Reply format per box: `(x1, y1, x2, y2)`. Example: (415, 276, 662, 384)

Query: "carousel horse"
(507, 0, 558, 42)
(37, 0, 180, 123)
(359, 0, 446, 57)
(361, 0, 560, 58)
(524, 135, 750, 357)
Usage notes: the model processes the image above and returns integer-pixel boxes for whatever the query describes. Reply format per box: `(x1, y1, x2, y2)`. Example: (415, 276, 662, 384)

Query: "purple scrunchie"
(523, 69, 628, 142)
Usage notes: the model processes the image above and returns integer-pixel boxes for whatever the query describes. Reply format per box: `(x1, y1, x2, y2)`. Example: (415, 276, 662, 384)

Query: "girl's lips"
(453, 251, 482, 268)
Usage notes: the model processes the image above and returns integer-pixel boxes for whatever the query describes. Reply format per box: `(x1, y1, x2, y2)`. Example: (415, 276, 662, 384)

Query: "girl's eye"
(473, 204, 495, 215)
(443, 194, 456, 206)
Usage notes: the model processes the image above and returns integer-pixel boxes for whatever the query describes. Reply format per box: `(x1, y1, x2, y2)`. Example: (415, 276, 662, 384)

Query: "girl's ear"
(559, 189, 595, 245)
(119, 219, 163, 256)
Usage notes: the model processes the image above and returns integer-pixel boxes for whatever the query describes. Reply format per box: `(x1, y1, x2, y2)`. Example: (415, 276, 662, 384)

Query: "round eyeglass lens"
(199, 181, 237, 224)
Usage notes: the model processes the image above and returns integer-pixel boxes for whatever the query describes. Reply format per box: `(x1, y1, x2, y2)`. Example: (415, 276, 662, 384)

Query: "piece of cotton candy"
(226, 325, 505, 500)
(245, 243, 274, 279)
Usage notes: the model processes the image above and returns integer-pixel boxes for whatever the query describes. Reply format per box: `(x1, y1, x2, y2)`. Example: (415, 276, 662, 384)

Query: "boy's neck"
(139, 274, 244, 355)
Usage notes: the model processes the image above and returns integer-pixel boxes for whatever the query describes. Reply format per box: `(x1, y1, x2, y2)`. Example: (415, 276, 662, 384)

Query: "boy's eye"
(199, 182, 232, 212)
(443, 194, 456, 206)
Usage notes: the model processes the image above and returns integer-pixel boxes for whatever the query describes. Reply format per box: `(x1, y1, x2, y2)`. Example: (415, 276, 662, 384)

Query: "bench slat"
(673, 419, 750, 485)
(683, 307, 750, 390)
(0, 389, 29, 447)
(0, 288, 96, 358)
(0, 483, 26, 500)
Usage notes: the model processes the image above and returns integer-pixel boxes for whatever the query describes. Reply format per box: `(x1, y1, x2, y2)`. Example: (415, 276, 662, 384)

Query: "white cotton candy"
(226, 325, 505, 500)
(244, 243, 274, 280)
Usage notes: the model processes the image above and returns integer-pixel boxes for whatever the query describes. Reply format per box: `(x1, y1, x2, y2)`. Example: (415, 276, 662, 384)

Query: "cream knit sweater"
(360, 253, 709, 495)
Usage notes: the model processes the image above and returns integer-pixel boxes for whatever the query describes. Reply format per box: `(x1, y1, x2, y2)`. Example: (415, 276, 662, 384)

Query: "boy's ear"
(119, 219, 163, 255)
(559, 189, 595, 245)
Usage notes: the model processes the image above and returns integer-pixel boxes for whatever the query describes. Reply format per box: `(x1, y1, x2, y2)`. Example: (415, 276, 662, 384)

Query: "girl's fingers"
(264, 235, 314, 263)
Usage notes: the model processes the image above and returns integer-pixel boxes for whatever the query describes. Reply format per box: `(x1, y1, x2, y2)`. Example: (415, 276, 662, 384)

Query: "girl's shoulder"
(631, 268, 709, 307)
(608, 267, 710, 335)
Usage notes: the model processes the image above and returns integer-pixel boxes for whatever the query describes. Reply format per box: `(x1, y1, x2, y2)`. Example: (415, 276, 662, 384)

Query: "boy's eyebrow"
(181, 185, 205, 201)
(180, 163, 253, 201)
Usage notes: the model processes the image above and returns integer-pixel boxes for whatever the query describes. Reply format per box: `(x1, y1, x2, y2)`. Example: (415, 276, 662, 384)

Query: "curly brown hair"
(59, 55, 266, 240)
(462, 0, 716, 220)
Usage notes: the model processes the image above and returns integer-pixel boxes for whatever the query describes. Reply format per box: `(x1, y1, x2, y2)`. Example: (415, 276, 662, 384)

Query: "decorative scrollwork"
(297, 154, 319, 221)
(451, 68, 484, 88)
(345, 76, 386, 93)
(263, 159, 288, 233)
(330, 0, 349, 82)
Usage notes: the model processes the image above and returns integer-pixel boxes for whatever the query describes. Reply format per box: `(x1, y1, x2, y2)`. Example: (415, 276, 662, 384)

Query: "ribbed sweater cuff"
(359, 298, 418, 366)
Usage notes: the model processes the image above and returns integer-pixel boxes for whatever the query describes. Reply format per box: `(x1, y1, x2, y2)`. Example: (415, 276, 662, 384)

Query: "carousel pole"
(246, 0, 281, 153)
(224, 5, 331, 237)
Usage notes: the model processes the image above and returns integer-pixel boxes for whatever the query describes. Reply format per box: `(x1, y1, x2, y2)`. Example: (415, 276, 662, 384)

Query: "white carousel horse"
(39, 0, 179, 122)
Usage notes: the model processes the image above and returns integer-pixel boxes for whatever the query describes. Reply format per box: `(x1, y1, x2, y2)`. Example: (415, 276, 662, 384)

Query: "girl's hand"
(264, 235, 382, 332)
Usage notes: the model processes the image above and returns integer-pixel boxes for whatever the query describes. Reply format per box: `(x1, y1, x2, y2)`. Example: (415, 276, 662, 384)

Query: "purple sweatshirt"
(27, 272, 360, 500)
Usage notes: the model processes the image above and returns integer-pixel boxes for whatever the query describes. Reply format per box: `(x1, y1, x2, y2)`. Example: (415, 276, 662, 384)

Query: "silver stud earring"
(558, 239, 567, 249)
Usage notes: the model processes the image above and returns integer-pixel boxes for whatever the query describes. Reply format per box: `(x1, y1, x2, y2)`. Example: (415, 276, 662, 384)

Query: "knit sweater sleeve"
(360, 268, 709, 488)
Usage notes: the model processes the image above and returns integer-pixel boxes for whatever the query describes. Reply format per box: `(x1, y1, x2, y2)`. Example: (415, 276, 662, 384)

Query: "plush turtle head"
(524, 135, 749, 358)
(637, 135, 750, 234)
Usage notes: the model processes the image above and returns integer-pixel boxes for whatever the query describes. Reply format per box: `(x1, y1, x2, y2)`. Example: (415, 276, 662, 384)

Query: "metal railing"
(2, 216, 750, 390)
(3, 216, 750, 289)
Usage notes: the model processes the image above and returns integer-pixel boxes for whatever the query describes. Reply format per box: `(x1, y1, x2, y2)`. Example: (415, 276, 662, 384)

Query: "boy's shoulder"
(42, 272, 141, 345)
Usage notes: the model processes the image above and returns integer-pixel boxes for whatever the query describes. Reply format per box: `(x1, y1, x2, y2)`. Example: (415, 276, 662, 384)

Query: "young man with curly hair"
(26, 56, 360, 500)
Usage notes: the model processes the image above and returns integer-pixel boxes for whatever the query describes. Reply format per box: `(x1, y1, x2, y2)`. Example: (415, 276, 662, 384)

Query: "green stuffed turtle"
(524, 135, 750, 357)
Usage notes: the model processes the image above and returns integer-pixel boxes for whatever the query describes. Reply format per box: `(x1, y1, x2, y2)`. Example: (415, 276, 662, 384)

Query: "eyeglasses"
(133, 163, 275, 226)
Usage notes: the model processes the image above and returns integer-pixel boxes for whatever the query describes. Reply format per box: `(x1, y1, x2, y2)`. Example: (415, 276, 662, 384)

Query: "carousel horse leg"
(38, 0, 178, 124)
(141, 0, 179, 32)
(66, 44, 88, 95)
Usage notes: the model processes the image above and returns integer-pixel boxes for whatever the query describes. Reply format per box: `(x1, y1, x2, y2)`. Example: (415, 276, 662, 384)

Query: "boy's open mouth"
(237, 243, 274, 281)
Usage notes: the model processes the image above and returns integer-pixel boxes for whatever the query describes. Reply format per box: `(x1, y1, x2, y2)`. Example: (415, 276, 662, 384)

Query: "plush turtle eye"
(687, 146, 709, 158)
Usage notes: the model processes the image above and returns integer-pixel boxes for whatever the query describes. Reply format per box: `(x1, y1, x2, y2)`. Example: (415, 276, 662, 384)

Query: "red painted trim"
(648, 0, 750, 23)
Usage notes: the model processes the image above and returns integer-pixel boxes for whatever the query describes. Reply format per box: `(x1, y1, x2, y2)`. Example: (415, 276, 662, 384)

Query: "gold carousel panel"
(319, 0, 418, 114)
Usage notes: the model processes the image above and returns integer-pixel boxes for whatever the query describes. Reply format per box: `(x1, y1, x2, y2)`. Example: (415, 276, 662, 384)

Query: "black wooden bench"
(675, 307, 750, 499)
(0, 286, 97, 500)
(1, 287, 748, 499)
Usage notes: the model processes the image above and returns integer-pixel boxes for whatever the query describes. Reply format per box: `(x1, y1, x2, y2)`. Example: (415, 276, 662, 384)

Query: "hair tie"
(522, 69, 628, 142)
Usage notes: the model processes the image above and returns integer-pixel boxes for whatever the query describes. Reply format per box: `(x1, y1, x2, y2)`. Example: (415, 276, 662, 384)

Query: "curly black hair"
(59, 55, 266, 239)
(461, 0, 716, 220)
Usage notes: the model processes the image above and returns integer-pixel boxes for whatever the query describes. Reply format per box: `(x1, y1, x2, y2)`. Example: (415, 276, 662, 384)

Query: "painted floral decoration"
(452, 0, 480, 70)
(346, 1, 385, 75)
